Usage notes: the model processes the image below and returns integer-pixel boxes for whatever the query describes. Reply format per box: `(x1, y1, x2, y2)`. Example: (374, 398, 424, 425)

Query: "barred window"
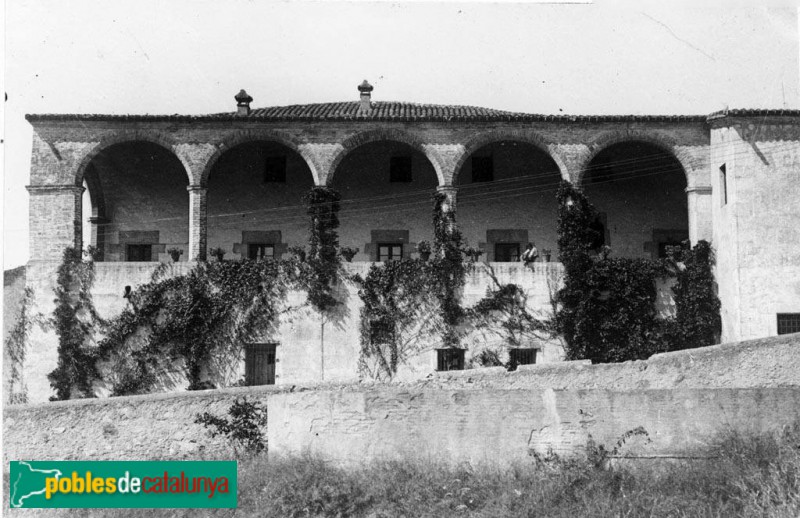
(509, 348, 537, 368)
(437, 349, 465, 371)
(777, 313, 800, 335)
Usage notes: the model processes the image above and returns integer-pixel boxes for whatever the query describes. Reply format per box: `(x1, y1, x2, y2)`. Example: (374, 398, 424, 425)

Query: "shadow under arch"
(452, 129, 567, 185)
(579, 131, 694, 187)
(328, 128, 444, 186)
(201, 130, 319, 187)
(205, 138, 316, 261)
(580, 137, 689, 259)
(72, 131, 191, 187)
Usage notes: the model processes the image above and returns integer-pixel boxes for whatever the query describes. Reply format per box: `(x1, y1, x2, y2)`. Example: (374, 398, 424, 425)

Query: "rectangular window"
(369, 317, 393, 345)
(437, 349, 465, 371)
(264, 156, 287, 183)
(509, 348, 537, 368)
(247, 243, 275, 260)
(389, 156, 413, 182)
(472, 156, 494, 183)
(657, 240, 684, 259)
(378, 243, 403, 262)
(126, 244, 152, 262)
(777, 313, 800, 335)
(720, 164, 727, 206)
(245, 343, 277, 386)
(494, 243, 520, 262)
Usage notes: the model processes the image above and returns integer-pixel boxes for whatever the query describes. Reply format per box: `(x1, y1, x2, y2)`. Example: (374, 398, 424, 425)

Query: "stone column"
(436, 185, 458, 232)
(26, 184, 85, 261)
(88, 216, 109, 261)
(188, 185, 208, 261)
(686, 186, 713, 244)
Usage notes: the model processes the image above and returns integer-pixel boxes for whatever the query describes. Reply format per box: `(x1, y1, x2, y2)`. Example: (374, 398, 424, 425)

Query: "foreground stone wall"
(5, 333, 799, 466)
(268, 387, 800, 466)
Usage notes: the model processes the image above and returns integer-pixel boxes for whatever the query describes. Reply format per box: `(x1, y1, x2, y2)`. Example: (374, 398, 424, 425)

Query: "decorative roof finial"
(357, 80, 374, 94)
(235, 89, 253, 116)
(358, 80, 373, 114)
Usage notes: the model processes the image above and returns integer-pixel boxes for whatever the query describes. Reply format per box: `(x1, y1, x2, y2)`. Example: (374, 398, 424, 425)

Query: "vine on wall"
(666, 240, 722, 351)
(48, 188, 348, 399)
(356, 192, 555, 379)
(4, 286, 43, 404)
(302, 187, 342, 314)
(97, 260, 296, 395)
(48, 247, 103, 400)
(555, 180, 721, 363)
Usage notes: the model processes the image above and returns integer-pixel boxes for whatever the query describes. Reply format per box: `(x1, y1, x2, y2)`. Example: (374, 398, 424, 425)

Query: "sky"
(3, 0, 799, 269)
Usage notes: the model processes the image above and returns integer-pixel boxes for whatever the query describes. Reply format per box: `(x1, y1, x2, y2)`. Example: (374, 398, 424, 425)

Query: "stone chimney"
(235, 89, 253, 116)
(358, 80, 373, 113)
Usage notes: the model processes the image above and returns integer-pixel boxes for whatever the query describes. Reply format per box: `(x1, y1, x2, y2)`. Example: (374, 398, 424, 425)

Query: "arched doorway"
(582, 141, 688, 259)
(80, 141, 189, 262)
(206, 141, 315, 260)
(331, 140, 439, 262)
(455, 141, 562, 262)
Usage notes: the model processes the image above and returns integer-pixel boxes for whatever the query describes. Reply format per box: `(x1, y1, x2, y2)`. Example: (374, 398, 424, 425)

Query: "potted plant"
(340, 246, 359, 262)
(464, 247, 484, 263)
(541, 248, 551, 262)
(209, 247, 226, 262)
(416, 240, 432, 261)
(288, 246, 306, 262)
(167, 247, 183, 262)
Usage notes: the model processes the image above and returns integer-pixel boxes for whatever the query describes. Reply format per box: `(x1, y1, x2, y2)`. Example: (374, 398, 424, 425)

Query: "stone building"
(18, 82, 800, 402)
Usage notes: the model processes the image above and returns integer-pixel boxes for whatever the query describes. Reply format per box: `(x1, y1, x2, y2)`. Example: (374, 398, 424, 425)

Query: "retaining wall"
(4, 333, 799, 466)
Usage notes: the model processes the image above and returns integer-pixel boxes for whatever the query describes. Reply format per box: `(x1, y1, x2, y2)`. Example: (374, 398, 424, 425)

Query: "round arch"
(452, 129, 567, 184)
(578, 131, 695, 186)
(72, 130, 190, 186)
(201, 130, 319, 187)
(328, 128, 443, 185)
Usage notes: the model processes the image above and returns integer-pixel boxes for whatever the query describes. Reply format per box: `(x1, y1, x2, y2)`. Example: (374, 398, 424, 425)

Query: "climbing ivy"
(302, 187, 342, 314)
(47, 186, 349, 399)
(355, 192, 471, 379)
(431, 191, 467, 347)
(467, 266, 555, 351)
(48, 247, 104, 400)
(4, 286, 43, 404)
(666, 240, 722, 351)
(357, 259, 438, 379)
(98, 259, 297, 395)
(554, 180, 720, 363)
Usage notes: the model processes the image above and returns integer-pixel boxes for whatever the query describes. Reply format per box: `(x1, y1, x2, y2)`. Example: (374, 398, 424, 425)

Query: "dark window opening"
(509, 348, 537, 369)
(264, 156, 287, 183)
(248, 243, 275, 260)
(472, 156, 494, 183)
(245, 343, 277, 386)
(369, 317, 394, 345)
(494, 243, 520, 262)
(589, 216, 606, 250)
(378, 243, 403, 262)
(658, 240, 685, 259)
(390, 156, 413, 183)
(127, 244, 152, 262)
(777, 313, 800, 335)
(437, 349, 465, 371)
(720, 164, 728, 206)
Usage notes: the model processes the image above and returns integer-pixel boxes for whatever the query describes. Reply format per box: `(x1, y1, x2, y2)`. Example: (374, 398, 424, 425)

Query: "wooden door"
(245, 343, 277, 385)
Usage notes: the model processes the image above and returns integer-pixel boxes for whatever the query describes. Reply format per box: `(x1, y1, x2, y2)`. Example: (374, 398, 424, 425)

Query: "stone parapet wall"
(268, 387, 800, 466)
(5, 334, 798, 466)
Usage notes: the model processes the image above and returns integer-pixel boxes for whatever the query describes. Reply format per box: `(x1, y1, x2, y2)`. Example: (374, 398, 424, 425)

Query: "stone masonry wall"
(711, 119, 800, 341)
(18, 258, 680, 402)
(5, 333, 799, 467)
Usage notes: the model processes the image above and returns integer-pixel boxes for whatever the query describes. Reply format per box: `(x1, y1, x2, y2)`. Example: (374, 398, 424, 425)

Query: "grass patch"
(6, 426, 799, 517)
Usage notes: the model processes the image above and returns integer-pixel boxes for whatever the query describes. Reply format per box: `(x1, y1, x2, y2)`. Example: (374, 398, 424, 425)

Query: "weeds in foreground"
(5, 426, 799, 517)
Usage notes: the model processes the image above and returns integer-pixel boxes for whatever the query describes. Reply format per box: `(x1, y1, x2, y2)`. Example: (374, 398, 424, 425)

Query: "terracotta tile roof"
(28, 103, 798, 124)
(707, 109, 800, 120)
